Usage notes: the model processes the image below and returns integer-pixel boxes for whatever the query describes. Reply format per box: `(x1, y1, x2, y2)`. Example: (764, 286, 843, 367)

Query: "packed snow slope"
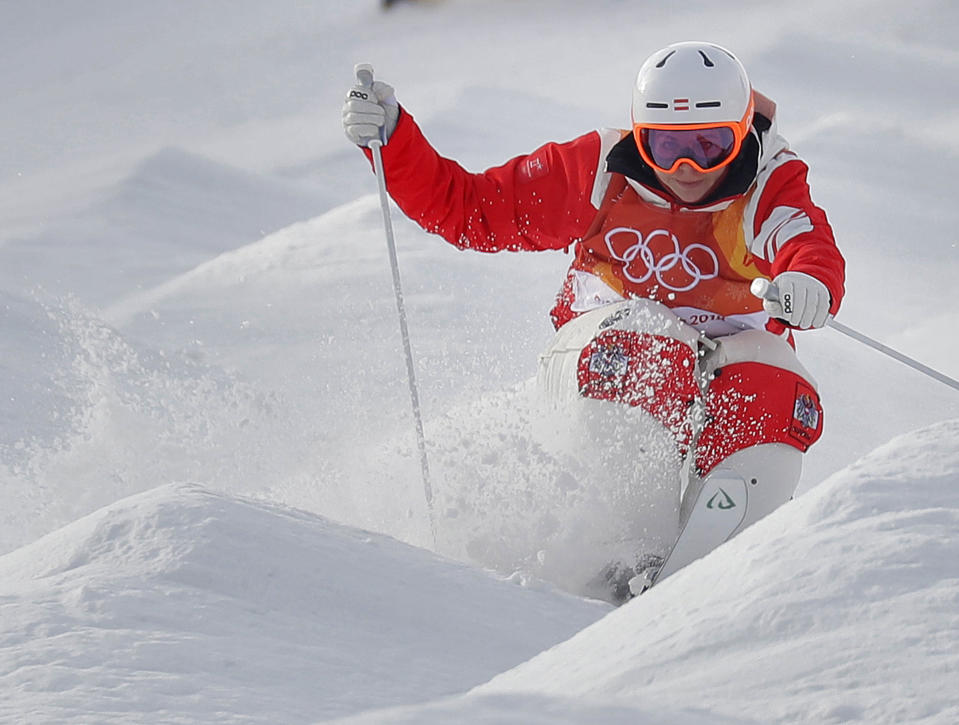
(3, 0, 959, 723)
(0, 483, 606, 724)
(333, 420, 959, 724)
(5, 420, 954, 723)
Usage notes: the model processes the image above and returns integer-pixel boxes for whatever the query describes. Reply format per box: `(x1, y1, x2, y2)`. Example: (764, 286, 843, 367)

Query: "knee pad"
(578, 329, 698, 450)
(566, 301, 701, 452)
(695, 329, 823, 476)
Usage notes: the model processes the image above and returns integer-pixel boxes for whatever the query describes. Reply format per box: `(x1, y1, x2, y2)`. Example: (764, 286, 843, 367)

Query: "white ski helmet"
(631, 42, 755, 173)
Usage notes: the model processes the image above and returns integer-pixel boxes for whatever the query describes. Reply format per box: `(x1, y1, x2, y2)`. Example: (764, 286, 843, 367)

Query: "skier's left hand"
(763, 271, 831, 329)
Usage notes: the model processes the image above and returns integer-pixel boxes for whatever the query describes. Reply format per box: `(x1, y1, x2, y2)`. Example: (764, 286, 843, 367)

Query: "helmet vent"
(698, 50, 715, 67)
(655, 50, 676, 68)
(646, 102, 669, 109)
(695, 101, 722, 108)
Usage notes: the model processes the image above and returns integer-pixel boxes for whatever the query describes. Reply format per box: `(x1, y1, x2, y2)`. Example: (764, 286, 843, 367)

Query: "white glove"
(342, 79, 399, 147)
(763, 271, 832, 329)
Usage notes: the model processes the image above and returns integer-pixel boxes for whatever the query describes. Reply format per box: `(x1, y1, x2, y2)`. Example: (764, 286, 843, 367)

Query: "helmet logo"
(673, 98, 689, 111)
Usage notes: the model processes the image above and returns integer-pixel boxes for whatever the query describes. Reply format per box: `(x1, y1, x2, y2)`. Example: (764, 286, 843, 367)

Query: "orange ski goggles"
(633, 100, 755, 174)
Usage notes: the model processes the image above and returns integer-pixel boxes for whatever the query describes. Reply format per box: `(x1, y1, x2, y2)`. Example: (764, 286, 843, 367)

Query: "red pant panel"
(696, 361, 822, 475)
(577, 330, 699, 453)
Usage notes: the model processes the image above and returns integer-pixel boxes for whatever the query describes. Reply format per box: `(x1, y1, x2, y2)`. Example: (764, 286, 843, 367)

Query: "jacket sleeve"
(362, 108, 602, 253)
(748, 154, 846, 316)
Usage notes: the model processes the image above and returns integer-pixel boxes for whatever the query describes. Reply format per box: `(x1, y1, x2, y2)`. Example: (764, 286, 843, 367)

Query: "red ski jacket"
(364, 95, 845, 338)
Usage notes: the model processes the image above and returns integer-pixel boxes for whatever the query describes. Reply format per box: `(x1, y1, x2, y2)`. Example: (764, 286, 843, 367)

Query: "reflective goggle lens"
(641, 126, 737, 172)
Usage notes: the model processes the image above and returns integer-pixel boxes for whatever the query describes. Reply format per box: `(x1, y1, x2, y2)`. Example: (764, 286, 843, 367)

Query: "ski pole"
(355, 63, 436, 542)
(751, 278, 959, 394)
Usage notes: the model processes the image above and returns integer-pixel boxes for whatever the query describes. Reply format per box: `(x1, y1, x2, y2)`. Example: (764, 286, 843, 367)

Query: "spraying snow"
(3, 0, 959, 722)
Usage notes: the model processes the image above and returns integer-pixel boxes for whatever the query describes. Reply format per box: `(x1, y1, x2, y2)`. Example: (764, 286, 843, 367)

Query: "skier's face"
(653, 162, 728, 204)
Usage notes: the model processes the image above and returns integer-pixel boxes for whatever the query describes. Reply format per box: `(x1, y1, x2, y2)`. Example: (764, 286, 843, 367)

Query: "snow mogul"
(342, 41, 845, 601)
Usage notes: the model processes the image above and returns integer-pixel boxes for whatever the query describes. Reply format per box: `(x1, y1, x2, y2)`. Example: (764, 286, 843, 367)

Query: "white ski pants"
(537, 298, 822, 572)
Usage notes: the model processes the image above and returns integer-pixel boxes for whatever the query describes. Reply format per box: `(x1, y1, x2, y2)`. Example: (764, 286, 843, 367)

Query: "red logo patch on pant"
(577, 330, 699, 450)
(791, 381, 822, 446)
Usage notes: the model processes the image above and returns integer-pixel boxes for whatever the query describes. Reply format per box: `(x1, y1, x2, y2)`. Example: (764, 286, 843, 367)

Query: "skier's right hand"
(342, 78, 399, 147)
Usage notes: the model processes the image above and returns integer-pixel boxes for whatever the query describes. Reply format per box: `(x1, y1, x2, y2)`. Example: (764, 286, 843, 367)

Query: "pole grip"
(354, 63, 374, 89)
(353, 62, 382, 147)
(750, 277, 778, 302)
(750, 277, 789, 326)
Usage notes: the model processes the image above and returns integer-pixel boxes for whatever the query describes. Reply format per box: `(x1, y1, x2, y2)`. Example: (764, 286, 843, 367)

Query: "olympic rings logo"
(603, 226, 719, 292)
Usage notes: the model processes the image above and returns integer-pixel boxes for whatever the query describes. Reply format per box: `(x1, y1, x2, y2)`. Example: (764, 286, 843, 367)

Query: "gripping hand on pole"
(751, 277, 959, 393)
(753, 272, 831, 330)
(343, 64, 400, 147)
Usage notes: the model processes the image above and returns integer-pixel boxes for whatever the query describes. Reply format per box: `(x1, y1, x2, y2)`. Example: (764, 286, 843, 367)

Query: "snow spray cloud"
(0, 297, 315, 555)
(422, 380, 682, 600)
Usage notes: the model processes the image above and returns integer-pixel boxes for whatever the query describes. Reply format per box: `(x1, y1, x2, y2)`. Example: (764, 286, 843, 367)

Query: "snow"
(2, 0, 959, 722)
(333, 422, 959, 724)
(0, 483, 605, 723)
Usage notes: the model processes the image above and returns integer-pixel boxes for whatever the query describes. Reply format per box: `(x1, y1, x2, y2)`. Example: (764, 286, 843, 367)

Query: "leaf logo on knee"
(707, 487, 736, 510)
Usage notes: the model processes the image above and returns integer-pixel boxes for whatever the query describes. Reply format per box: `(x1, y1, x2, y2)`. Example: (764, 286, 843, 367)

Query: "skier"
(342, 41, 845, 601)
